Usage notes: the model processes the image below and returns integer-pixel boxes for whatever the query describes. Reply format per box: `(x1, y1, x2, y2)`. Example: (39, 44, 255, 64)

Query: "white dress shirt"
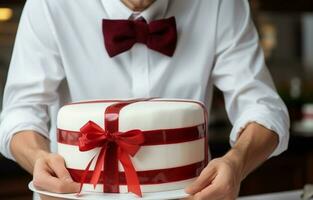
(0, 0, 290, 160)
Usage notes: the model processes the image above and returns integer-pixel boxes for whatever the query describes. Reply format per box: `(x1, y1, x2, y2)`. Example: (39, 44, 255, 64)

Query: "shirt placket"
(131, 43, 150, 98)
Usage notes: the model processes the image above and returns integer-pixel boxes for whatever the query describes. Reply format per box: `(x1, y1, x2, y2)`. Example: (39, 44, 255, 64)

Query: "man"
(0, 0, 289, 199)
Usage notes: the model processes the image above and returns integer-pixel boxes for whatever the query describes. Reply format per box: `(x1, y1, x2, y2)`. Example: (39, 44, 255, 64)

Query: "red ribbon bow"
(78, 120, 144, 197)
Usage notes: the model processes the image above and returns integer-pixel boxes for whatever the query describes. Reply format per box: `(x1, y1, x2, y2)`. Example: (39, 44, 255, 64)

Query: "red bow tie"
(102, 17, 177, 57)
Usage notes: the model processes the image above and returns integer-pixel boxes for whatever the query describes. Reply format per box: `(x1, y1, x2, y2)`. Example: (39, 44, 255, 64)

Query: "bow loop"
(79, 121, 109, 151)
(147, 17, 177, 56)
(80, 120, 105, 134)
(115, 129, 145, 156)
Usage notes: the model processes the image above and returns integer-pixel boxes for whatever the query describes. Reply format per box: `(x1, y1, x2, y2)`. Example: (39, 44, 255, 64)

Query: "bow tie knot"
(134, 19, 149, 44)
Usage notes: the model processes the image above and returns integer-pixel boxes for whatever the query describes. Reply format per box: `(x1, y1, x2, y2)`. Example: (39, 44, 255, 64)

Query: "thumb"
(185, 164, 216, 195)
(48, 154, 80, 193)
(48, 154, 73, 181)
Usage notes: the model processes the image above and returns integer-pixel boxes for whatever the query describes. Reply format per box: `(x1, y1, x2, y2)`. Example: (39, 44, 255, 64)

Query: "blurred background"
(0, 0, 313, 199)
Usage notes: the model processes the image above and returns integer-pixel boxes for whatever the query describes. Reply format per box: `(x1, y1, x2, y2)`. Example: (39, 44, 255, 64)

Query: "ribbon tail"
(119, 150, 142, 197)
(90, 145, 107, 189)
(77, 155, 96, 195)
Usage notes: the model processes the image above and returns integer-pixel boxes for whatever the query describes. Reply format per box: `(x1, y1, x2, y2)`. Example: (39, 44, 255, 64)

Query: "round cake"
(57, 98, 208, 196)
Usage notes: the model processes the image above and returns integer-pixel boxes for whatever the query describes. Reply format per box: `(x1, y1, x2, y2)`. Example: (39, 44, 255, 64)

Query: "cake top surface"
(57, 99, 206, 131)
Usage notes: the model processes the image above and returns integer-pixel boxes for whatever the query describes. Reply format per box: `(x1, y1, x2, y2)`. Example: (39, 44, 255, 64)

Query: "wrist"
(10, 131, 51, 174)
(223, 147, 246, 181)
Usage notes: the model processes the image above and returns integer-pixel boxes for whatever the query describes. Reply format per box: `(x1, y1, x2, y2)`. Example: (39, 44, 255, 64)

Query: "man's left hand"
(184, 155, 242, 200)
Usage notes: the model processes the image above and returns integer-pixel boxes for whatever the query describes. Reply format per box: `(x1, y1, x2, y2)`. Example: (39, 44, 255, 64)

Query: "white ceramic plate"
(28, 181, 189, 200)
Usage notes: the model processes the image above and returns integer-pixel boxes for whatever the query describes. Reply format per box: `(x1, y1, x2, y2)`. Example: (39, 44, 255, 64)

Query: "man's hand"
(33, 153, 80, 194)
(10, 131, 79, 200)
(185, 155, 242, 200)
(184, 122, 279, 200)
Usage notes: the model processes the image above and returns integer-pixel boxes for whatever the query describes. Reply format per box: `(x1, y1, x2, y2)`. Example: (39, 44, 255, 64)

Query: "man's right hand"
(33, 152, 80, 194)
(10, 131, 79, 200)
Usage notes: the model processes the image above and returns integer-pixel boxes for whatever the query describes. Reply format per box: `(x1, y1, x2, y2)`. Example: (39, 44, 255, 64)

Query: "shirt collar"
(101, 0, 169, 22)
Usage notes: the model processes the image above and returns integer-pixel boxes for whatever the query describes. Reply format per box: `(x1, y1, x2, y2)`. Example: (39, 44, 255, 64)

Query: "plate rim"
(28, 181, 189, 200)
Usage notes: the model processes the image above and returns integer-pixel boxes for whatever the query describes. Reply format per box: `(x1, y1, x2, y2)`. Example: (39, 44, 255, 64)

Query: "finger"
(185, 165, 216, 195)
(194, 171, 235, 200)
(34, 159, 80, 193)
(48, 154, 73, 181)
(193, 183, 222, 200)
(33, 159, 58, 191)
(35, 171, 80, 194)
(47, 154, 80, 193)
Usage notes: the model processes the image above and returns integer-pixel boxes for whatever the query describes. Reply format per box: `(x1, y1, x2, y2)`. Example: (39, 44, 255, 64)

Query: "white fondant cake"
(57, 99, 208, 195)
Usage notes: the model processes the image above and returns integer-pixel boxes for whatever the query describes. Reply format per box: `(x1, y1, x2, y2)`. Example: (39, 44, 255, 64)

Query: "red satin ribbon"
(69, 161, 205, 185)
(77, 100, 148, 197)
(58, 124, 205, 146)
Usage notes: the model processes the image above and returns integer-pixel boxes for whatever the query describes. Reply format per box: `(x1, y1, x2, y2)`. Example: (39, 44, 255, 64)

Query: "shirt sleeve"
(211, 0, 290, 157)
(0, 0, 64, 160)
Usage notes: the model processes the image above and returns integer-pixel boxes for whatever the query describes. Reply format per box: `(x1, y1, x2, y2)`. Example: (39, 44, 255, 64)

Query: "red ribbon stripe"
(58, 124, 205, 146)
(68, 161, 205, 185)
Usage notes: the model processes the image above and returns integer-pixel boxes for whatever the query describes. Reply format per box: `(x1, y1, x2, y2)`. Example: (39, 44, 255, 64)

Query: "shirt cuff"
(0, 108, 49, 161)
(229, 107, 290, 157)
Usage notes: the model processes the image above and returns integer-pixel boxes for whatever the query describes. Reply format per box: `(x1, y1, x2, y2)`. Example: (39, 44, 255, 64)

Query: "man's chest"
(47, 0, 219, 97)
